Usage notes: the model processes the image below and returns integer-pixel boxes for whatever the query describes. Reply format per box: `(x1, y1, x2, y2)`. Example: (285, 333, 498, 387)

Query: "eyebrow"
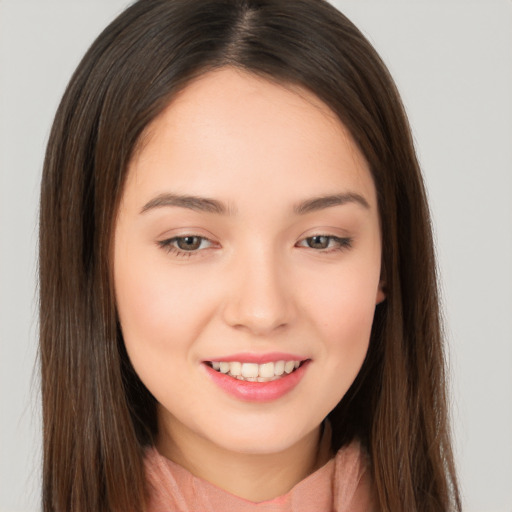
(140, 194, 232, 215)
(293, 193, 370, 214)
(140, 192, 370, 215)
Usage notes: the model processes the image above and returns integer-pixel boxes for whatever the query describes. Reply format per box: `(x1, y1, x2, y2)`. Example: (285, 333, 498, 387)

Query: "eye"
(174, 236, 206, 251)
(158, 235, 214, 256)
(297, 235, 352, 252)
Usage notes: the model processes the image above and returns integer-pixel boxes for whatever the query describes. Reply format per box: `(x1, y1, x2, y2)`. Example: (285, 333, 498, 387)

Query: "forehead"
(126, 67, 376, 210)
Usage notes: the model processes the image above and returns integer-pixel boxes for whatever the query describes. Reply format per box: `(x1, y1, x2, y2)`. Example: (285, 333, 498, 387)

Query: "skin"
(114, 67, 384, 502)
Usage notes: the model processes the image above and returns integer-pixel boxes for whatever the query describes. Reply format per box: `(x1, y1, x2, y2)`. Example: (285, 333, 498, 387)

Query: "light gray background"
(1, 1, 511, 511)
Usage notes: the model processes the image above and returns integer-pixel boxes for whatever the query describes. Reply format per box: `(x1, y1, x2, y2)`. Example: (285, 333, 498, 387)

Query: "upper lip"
(204, 352, 308, 364)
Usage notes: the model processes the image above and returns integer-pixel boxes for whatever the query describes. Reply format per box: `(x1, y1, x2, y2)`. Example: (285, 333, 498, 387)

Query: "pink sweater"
(144, 440, 376, 512)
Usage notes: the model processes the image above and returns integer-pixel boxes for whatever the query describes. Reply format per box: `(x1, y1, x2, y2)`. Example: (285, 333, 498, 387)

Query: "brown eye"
(297, 235, 353, 252)
(306, 235, 330, 249)
(158, 235, 215, 256)
(176, 236, 203, 251)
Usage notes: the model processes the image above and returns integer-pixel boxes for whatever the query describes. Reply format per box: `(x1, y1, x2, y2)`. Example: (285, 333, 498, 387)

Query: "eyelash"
(158, 234, 353, 258)
(157, 236, 214, 258)
(297, 235, 353, 252)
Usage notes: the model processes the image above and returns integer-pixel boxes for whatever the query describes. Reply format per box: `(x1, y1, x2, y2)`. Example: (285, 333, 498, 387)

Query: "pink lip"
(205, 352, 306, 364)
(203, 360, 310, 402)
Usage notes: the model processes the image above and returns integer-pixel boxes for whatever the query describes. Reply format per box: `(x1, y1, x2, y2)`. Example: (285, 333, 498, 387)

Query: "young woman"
(39, 0, 461, 511)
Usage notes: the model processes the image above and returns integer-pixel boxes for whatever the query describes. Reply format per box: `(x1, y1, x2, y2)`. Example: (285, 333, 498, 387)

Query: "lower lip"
(203, 361, 310, 402)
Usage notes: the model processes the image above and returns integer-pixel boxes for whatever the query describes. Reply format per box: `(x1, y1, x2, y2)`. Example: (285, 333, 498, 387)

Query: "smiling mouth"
(205, 360, 306, 382)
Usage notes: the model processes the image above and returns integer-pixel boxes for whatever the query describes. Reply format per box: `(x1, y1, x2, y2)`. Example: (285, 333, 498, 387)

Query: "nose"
(222, 247, 295, 336)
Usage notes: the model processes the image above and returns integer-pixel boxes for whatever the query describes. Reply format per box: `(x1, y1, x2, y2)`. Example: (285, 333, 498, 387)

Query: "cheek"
(302, 258, 380, 380)
(322, 296, 374, 379)
(114, 247, 215, 370)
(114, 258, 215, 411)
(323, 286, 376, 345)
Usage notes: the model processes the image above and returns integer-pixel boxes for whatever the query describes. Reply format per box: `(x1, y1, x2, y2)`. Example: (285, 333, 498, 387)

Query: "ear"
(375, 280, 386, 305)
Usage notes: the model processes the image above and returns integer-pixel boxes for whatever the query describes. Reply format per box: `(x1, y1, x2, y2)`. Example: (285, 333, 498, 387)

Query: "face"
(114, 67, 384, 458)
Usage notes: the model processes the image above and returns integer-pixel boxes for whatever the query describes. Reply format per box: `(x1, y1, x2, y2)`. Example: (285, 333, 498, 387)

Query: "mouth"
(203, 356, 311, 402)
(205, 359, 307, 382)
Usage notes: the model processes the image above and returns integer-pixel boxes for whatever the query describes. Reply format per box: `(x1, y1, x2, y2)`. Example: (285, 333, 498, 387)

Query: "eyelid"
(157, 230, 353, 258)
(296, 234, 353, 252)
(157, 234, 218, 258)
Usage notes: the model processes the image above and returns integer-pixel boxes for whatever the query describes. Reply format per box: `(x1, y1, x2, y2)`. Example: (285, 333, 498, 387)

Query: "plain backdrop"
(0, 1, 511, 511)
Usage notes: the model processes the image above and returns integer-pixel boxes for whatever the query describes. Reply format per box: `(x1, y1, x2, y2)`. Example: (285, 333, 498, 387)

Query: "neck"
(156, 417, 329, 502)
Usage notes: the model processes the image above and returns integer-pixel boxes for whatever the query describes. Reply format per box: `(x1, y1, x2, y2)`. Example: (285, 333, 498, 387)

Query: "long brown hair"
(39, 1, 460, 510)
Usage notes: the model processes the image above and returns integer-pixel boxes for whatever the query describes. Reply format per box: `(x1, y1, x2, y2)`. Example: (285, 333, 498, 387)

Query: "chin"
(203, 416, 319, 456)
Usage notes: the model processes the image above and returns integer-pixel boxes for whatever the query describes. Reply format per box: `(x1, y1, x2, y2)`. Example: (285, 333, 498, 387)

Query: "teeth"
(229, 361, 242, 376)
(284, 361, 295, 374)
(259, 362, 275, 378)
(209, 359, 303, 380)
(241, 363, 259, 378)
(274, 360, 285, 376)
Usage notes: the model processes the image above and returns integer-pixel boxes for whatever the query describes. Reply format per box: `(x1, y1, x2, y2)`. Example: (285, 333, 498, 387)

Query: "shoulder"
(143, 445, 186, 511)
(332, 440, 378, 512)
